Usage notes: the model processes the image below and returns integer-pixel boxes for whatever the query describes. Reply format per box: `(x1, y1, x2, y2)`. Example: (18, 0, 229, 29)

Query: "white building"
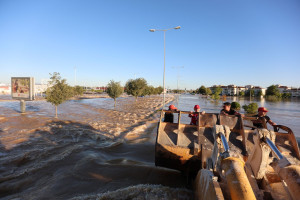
(35, 84, 49, 96)
(253, 86, 266, 96)
(275, 85, 290, 93)
(0, 85, 11, 94)
(245, 85, 253, 90)
(237, 86, 246, 95)
(289, 88, 300, 97)
(220, 85, 238, 96)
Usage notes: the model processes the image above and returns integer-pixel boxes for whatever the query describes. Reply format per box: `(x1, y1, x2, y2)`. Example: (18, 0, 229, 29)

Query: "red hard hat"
(169, 105, 177, 110)
(258, 107, 268, 112)
(194, 105, 200, 110)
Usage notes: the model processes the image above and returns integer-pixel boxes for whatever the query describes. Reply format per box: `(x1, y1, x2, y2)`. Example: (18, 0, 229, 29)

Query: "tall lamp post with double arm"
(149, 26, 181, 110)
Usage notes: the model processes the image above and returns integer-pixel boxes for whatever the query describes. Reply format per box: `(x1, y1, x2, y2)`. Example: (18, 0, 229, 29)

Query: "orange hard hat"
(258, 107, 268, 112)
(194, 105, 200, 110)
(169, 105, 177, 110)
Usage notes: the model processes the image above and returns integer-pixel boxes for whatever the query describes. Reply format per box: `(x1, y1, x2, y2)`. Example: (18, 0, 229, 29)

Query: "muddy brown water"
(0, 94, 299, 199)
(0, 96, 193, 200)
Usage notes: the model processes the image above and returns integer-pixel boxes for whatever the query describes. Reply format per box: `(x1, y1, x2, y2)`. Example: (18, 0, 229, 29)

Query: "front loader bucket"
(155, 111, 216, 174)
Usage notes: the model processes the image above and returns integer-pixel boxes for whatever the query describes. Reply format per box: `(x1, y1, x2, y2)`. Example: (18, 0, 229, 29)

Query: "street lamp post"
(149, 26, 180, 110)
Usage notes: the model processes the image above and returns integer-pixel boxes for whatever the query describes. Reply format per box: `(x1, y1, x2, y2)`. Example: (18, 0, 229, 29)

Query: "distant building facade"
(209, 84, 266, 96)
(0, 85, 11, 94)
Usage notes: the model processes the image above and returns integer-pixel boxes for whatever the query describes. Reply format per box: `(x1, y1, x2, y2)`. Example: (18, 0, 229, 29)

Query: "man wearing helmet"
(164, 104, 178, 123)
(220, 102, 241, 116)
(253, 107, 276, 128)
(189, 105, 205, 125)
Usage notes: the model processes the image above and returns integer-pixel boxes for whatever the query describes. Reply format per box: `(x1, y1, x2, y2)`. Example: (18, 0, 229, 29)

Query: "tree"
(155, 86, 164, 95)
(173, 89, 183, 94)
(256, 90, 263, 97)
(231, 102, 241, 111)
(213, 87, 222, 95)
(245, 89, 254, 97)
(125, 78, 148, 100)
(250, 89, 255, 97)
(211, 86, 222, 100)
(206, 88, 212, 95)
(143, 85, 155, 97)
(282, 93, 291, 98)
(242, 103, 258, 114)
(239, 91, 245, 96)
(266, 85, 281, 97)
(106, 80, 124, 107)
(46, 72, 73, 118)
(198, 85, 206, 95)
(73, 86, 84, 97)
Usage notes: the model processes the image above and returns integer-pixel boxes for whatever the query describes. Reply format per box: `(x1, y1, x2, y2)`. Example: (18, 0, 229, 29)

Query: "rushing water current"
(0, 94, 299, 200)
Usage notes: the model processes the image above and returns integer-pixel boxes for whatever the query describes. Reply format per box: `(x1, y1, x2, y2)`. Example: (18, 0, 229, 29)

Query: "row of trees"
(196, 86, 221, 100)
(45, 73, 164, 118)
(124, 78, 163, 99)
(107, 78, 163, 104)
(196, 85, 292, 98)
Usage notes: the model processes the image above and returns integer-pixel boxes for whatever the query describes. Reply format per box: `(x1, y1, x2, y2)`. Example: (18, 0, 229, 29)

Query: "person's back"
(164, 112, 174, 123)
(164, 105, 177, 123)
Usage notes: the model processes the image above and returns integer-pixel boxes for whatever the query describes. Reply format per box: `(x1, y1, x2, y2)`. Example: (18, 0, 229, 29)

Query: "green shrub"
(231, 102, 241, 111)
(242, 103, 258, 114)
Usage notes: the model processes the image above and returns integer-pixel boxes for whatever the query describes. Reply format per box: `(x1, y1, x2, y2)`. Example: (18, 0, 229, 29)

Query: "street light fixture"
(149, 26, 181, 110)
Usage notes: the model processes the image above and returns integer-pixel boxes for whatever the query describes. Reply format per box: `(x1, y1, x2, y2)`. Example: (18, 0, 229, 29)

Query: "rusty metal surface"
(157, 122, 178, 145)
(199, 114, 218, 127)
(155, 110, 300, 199)
(220, 115, 241, 130)
(155, 143, 202, 173)
(274, 125, 300, 161)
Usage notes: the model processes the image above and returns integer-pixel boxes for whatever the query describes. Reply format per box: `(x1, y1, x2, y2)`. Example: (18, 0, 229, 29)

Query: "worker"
(164, 104, 177, 123)
(189, 105, 205, 125)
(220, 102, 241, 116)
(253, 107, 276, 128)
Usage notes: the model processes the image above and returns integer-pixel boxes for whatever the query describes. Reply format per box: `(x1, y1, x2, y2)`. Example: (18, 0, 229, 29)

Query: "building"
(209, 84, 267, 96)
(275, 85, 290, 93)
(0, 85, 11, 94)
(237, 86, 246, 95)
(253, 86, 266, 96)
(220, 85, 238, 96)
(35, 84, 49, 96)
(289, 88, 300, 97)
(245, 85, 253, 90)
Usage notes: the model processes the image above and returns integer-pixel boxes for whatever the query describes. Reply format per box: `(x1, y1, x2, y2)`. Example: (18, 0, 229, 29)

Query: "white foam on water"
(70, 184, 193, 200)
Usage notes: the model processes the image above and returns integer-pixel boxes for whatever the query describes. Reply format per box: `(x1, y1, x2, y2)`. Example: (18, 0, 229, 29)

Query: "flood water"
(0, 96, 193, 200)
(173, 94, 300, 137)
(0, 94, 299, 199)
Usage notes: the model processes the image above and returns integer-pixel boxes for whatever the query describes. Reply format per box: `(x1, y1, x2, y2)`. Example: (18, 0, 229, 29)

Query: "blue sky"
(0, 0, 299, 89)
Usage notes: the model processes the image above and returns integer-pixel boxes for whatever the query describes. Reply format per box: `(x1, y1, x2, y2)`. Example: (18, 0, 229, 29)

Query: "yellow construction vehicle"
(155, 110, 300, 200)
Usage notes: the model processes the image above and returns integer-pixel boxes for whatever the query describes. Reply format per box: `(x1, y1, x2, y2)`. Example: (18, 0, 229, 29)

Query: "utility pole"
(74, 66, 77, 86)
(172, 66, 184, 93)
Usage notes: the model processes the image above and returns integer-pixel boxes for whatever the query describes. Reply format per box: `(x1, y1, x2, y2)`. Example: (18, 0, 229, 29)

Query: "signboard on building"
(11, 77, 35, 100)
